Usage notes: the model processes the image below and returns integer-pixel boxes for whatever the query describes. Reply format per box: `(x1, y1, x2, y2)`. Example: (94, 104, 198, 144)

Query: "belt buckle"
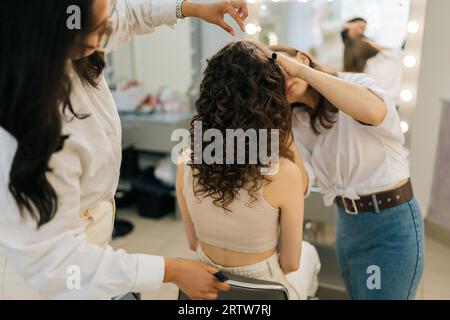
(341, 196, 359, 215)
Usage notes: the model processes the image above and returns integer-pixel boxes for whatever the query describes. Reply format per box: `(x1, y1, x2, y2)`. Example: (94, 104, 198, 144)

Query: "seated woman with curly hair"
(176, 41, 321, 300)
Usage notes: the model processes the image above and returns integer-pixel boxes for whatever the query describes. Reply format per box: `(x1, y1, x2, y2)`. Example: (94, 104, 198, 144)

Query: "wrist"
(296, 64, 310, 80)
(163, 258, 181, 283)
(181, 1, 200, 18)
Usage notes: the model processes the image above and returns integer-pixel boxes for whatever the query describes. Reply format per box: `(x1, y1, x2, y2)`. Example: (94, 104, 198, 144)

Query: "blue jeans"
(336, 197, 424, 300)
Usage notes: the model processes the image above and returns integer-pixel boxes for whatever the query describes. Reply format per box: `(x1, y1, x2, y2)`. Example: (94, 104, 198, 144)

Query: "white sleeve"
(106, 0, 178, 52)
(321, 21, 344, 37)
(298, 147, 315, 198)
(292, 114, 316, 198)
(339, 73, 404, 141)
(0, 138, 165, 300)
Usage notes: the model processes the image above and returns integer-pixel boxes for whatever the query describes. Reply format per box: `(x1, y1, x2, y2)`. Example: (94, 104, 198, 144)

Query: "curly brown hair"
(189, 41, 294, 211)
(270, 44, 339, 135)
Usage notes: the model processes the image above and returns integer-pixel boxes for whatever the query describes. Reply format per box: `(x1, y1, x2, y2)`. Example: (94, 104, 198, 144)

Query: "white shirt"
(366, 49, 405, 105)
(0, 0, 178, 299)
(293, 73, 410, 207)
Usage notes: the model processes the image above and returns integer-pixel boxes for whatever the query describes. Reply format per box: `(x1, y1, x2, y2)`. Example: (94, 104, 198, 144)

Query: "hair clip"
(269, 52, 278, 63)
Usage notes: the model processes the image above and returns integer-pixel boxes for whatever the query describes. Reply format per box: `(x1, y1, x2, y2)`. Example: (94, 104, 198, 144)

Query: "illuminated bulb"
(401, 121, 410, 133)
(247, 0, 257, 3)
(260, 4, 268, 10)
(400, 89, 413, 102)
(404, 55, 417, 68)
(267, 32, 278, 46)
(245, 23, 259, 35)
(407, 21, 420, 34)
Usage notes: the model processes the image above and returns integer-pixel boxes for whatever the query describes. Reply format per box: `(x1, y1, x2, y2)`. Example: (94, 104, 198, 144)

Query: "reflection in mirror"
(242, 0, 411, 104)
(192, 0, 415, 145)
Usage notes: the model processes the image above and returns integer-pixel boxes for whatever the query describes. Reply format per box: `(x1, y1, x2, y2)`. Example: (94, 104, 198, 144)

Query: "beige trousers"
(197, 241, 321, 300)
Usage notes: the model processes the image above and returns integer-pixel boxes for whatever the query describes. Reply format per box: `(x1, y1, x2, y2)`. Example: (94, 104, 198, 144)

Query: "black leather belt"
(336, 179, 414, 214)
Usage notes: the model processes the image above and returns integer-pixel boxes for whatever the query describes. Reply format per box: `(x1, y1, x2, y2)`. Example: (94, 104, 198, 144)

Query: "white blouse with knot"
(293, 73, 410, 207)
(0, 0, 178, 300)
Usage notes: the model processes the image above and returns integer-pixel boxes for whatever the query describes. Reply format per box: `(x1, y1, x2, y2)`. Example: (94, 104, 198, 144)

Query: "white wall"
(341, 0, 410, 49)
(199, 19, 245, 70)
(410, 0, 450, 216)
(111, 39, 135, 80)
(112, 20, 192, 95)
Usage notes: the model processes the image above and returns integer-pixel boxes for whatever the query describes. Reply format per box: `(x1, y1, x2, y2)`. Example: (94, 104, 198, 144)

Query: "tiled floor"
(111, 208, 450, 300)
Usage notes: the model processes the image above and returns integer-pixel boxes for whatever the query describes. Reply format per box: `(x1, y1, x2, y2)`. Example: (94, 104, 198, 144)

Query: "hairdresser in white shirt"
(270, 45, 424, 300)
(0, 0, 248, 300)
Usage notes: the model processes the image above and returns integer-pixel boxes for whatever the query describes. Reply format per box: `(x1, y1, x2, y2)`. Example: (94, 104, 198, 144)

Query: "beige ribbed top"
(183, 164, 280, 254)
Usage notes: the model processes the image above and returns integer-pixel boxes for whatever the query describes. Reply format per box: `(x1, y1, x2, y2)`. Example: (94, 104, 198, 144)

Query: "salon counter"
(305, 188, 336, 225)
(120, 111, 194, 153)
(119, 111, 194, 219)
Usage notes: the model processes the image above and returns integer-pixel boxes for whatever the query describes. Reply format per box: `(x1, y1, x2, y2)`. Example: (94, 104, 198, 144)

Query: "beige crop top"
(183, 164, 280, 254)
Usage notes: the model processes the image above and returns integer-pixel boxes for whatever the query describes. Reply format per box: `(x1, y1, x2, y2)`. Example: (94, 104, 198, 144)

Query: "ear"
(296, 52, 311, 66)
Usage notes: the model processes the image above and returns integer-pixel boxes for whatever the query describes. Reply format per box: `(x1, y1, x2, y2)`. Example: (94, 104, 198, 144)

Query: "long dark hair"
(341, 17, 367, 42)
(190, 41, 294, 211)
(343, 37, 380, 73)
(270, 45, 338, 135)
(0, 0, 105, 227)
(340, 17, 379, 73)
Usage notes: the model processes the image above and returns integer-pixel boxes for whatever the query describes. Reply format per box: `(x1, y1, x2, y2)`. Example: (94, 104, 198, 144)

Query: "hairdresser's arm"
(107, 0, 247, 51)
(278, 54, 387, 126)
(0, 142, 227, 300)
(176, 163, 200, 252)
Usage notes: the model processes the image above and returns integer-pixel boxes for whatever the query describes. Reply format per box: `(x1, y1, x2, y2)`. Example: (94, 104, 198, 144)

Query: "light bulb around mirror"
(401, 121, 410, 133)
(401, 89, 413, 102)
(245, 23, 259, 35)
(404, 55, 417, 68)
(407, 21, 420, 34)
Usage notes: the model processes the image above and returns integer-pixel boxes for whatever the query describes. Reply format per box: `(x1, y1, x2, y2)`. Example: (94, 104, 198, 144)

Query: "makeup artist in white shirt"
(0, 0, 248, 300)
(270, 45, 424, 300)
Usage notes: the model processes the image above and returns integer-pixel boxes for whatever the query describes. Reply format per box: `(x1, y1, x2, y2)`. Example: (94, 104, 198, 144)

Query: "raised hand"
(183, 0, 249, 36)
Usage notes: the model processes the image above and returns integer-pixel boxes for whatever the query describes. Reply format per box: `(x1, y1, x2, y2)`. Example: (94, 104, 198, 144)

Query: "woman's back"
(182, 158, 304, 267)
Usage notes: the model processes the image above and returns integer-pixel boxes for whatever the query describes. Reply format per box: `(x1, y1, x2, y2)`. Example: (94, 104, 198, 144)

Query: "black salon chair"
(178, 272, 289, 300)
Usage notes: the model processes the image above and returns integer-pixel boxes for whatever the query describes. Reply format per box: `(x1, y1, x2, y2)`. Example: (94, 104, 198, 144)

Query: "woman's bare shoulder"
(263, 157, 304, 207)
